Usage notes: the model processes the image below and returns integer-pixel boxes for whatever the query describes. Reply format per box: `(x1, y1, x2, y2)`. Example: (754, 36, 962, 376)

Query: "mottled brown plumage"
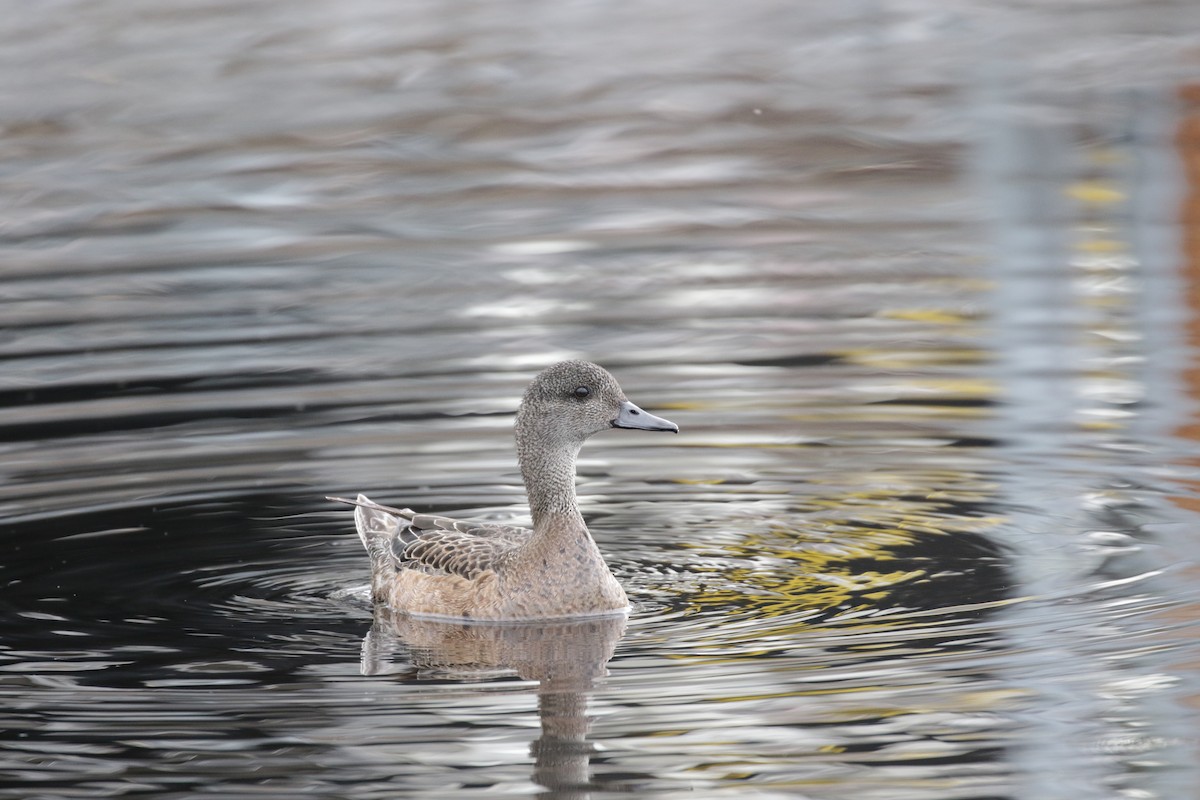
(333, 360, 678, 620)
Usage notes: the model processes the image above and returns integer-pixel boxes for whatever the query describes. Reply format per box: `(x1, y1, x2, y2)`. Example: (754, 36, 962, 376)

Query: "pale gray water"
(2, 1, 1200, 798)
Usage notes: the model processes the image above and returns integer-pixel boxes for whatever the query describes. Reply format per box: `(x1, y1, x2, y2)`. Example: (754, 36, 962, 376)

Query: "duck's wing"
(333, 494, 531, 581)
(403, 513, 531, 580)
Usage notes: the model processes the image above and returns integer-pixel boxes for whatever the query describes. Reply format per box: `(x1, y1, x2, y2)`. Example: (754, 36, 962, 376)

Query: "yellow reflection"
(1066, 180, 1126, 204)
(677, 477, 1004, 633)
(879, 308, 972, 325)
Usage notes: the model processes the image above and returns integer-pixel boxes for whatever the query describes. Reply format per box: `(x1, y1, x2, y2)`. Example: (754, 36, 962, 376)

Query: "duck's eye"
(573, 386, 591, 399)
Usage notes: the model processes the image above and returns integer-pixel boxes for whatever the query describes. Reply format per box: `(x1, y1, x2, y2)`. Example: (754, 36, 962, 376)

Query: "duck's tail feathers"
(328, 494, 413, 573)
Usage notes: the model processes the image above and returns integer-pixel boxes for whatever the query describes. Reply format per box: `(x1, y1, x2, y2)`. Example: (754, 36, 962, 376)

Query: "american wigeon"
(331, 360, 678, 620)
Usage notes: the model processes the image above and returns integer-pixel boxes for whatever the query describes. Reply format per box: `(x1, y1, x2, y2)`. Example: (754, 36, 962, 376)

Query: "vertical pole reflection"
(1151, 83, 1200, 797)
(1167, 88, 1200, 486)
(974, 54, 1198, 797)
(974, 60, 1109, 799)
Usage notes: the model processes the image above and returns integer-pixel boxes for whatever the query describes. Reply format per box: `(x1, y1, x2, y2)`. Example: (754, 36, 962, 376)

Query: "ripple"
(2, 1, 1200, 797)
(0, 498, 371, 690)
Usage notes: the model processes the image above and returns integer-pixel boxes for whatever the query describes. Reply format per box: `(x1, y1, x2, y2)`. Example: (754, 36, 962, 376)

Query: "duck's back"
(351, 494, 627, 619)
(401, 513, 531, 579)
(353, 495, 529, 597)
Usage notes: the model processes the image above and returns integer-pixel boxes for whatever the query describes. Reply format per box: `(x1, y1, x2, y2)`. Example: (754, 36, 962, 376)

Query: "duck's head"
(517, 360, 678, 445)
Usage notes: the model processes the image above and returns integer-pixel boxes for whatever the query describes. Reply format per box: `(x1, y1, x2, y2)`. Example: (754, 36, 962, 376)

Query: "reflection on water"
(978, 73, 1200, 800)
(363, 612, 626, 798)
(2, 0, 1200, 798)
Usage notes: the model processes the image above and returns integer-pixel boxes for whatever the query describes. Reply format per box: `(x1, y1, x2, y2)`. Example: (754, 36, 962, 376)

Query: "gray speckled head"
(518, 360, 629, 443)
(515, 360, 677, 521)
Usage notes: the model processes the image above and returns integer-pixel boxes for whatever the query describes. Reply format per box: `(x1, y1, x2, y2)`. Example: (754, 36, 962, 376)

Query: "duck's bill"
(612, 400, 679, 433)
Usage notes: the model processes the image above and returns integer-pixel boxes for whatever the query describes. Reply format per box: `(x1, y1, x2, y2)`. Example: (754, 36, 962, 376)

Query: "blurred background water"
(2, 1, 1200, 798)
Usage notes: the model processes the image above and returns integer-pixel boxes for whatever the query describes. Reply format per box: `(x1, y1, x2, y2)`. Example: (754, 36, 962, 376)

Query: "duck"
(330, 360, 678, 620)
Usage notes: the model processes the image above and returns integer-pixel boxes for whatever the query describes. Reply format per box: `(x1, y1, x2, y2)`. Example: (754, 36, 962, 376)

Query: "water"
(2, 1, 1200, 798)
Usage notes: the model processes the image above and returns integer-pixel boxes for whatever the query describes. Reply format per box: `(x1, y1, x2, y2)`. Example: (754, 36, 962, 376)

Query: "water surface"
(2, 1, 1200, 798)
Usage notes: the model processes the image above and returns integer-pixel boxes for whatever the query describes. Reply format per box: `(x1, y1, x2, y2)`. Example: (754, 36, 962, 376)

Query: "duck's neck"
(515, 417, 585, 531)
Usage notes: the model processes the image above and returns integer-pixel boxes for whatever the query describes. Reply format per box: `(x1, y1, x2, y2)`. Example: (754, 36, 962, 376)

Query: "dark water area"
(3, 1, 1200, 798)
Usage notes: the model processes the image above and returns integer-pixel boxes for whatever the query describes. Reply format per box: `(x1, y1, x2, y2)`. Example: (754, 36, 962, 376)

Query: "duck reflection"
(361, 608, 627, 799)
